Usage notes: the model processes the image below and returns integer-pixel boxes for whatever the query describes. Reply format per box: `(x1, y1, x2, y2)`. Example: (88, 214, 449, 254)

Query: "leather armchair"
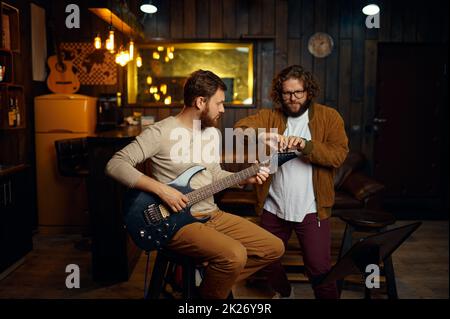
(333, 152, 385, 210)
(216, 151, 385, 215)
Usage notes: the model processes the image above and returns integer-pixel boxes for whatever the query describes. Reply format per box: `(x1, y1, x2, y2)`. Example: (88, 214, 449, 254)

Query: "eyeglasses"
(281, 90, 306, 99)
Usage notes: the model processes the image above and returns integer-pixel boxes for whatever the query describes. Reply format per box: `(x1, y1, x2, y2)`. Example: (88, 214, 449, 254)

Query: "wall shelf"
(0, 3, 24, 130)
(0, 2, 20, 53)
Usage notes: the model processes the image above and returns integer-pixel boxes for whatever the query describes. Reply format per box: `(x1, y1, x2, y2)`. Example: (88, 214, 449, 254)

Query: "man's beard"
(281, 99, 311, 118)
(199, 106, 220, 129)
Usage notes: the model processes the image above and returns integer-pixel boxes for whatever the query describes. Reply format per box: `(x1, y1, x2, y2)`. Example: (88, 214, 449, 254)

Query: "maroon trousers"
(259, 210, 339, 299)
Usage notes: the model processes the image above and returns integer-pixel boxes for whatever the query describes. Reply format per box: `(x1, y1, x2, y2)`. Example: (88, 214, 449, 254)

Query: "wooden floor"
(0, 218, 447, 299)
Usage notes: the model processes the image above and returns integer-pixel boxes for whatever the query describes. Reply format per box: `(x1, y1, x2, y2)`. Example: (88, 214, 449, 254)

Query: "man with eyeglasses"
(234, 65, 349, 299)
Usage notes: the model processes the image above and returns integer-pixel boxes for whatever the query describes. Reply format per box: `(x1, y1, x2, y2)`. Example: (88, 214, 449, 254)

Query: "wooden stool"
(145, 249, 197, 299)
(336, 209, 397, 298)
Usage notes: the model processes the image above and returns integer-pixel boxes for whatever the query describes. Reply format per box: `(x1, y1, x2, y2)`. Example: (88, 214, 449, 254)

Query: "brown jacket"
(234, 103, 349, 221)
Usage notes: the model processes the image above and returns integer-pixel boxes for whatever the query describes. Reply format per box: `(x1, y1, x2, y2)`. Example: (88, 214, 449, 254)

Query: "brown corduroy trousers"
(167, 210, 285, 299)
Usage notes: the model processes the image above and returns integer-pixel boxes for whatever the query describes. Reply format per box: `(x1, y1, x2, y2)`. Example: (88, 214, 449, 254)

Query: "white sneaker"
(272, 288, 295, 299)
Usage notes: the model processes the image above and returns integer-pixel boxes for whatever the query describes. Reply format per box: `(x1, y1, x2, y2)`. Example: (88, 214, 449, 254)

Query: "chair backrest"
(334, 152, 366, 189)
(319, 222, 422, 286)
(54, 138, 89, 177)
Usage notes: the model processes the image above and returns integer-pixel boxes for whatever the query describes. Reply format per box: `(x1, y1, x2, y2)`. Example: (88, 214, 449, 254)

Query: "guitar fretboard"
(186, 164, 259, 206)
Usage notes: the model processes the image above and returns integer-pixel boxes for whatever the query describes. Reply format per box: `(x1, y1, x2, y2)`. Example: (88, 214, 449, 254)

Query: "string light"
(106, 30, 115, 53)
(128, 40, 134, 60)
(94, 34, 102, 49)
(136, 55, 143, 67)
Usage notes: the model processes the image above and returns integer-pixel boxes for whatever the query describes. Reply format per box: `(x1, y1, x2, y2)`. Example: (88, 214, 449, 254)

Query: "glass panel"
(128, 42, 254, 106)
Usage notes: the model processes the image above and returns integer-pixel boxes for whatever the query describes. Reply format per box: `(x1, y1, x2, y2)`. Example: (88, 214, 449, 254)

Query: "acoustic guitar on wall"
(46, 22, 80, 94)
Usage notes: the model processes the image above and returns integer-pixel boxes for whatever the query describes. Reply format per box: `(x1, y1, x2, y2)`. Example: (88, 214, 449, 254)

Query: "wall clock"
(307, 32, 334, 58)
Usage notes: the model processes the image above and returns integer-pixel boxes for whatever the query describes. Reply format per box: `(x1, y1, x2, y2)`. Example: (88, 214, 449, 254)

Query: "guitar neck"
(186, 164, 259, 206)
(50, 21, 64, 66)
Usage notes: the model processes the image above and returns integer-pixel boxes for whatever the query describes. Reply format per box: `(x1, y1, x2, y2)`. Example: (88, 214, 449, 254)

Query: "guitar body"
(46, 55, 80, 94)
(123, 166, 210, 251)
(123, 152, 299, 252)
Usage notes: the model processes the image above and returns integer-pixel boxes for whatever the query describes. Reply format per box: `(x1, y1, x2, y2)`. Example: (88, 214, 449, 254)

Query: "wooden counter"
(0, 163, 29, 177)
(0, 164, 33, 274)
(86, 125, 144, 282)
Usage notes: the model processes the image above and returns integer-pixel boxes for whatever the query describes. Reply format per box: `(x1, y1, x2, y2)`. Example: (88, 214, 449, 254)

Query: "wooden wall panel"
(262, 0, 275, 36)
(209, 0, 223, 38)
(287, 39, 301, 66)
(362, 39, 378, 161)
(324, 0, 339, 107)
(351, 0, 365, 102)
(156, 0, 171, 38)
(248, 0, 262, 35)
(337, 39, 352, 125)
(313, 0, 327, 103)
(170, 0, 184, 38)
(402, 1, 417, 42)
(222, 0, 236, 38)
(7, 0, 445, 164)
(390, 0, 403, 42)
(196, 0, 210, 38)
(379, 0, 392, 42)
(275, 0, 288, 74)
(183, 0, 197, 38)
(339, 0, 352, 39)
(235, 0, 249, 37)
(287, 0, 302, 38)
(300, 0, 314, 73)
(126, 0, 448, 156)
(260, 41, 275, 108)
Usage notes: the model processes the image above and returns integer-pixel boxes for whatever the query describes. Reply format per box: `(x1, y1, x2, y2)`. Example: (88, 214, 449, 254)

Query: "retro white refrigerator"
(34, 94, 97, 232)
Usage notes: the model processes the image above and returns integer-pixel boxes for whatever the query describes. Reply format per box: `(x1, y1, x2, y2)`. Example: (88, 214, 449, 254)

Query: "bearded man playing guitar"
(106, 70, 284, 299)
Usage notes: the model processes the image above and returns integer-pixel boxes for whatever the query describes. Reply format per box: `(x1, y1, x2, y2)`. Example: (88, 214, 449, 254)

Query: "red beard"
(199, 107, 220, 129)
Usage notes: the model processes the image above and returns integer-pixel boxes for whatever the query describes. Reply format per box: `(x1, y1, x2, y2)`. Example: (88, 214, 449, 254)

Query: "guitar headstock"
(263, 150, 300, 174)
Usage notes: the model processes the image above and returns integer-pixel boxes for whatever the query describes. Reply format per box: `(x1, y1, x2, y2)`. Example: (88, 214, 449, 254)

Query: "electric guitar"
(123, 151, 299, 251)
(46, 21, 80, 94)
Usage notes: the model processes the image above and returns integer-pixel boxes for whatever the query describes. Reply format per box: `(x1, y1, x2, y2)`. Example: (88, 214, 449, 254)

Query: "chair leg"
(147, 252, 169, 299)
(337, 224, 353, 296)
(338, 224, 354, 259)
(383, 256, 398, 299)
(182, 262, 196, 299)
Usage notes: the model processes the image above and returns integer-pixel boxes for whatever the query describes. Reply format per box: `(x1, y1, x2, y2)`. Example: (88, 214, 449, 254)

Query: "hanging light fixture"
(114, 6, 130, 67)
(106, 30, 115, 53)
(106, 10, 115, 53)
(140, 1, 158, 14)
(128, 40, 135, 60)
(136, 54, 143, 67)
(94, 33, 102, 49)
(362, 4, 380, 15)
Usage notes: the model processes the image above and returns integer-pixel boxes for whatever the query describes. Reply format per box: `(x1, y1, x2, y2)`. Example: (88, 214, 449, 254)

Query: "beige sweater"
(105, 116, 233, 214)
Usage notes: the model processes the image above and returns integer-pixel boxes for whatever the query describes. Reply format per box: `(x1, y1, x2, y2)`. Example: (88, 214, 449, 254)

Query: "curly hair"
(270, 65, 320, 106)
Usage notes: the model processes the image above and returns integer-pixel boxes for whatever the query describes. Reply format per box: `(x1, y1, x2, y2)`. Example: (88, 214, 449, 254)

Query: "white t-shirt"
(263, 109, 317, 222)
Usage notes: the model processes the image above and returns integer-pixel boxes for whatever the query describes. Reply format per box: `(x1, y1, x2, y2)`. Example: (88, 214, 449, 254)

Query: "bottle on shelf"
(117, 92, 122, 107)
(15, 96, 20, 126)
(8, 96, 17, 127)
